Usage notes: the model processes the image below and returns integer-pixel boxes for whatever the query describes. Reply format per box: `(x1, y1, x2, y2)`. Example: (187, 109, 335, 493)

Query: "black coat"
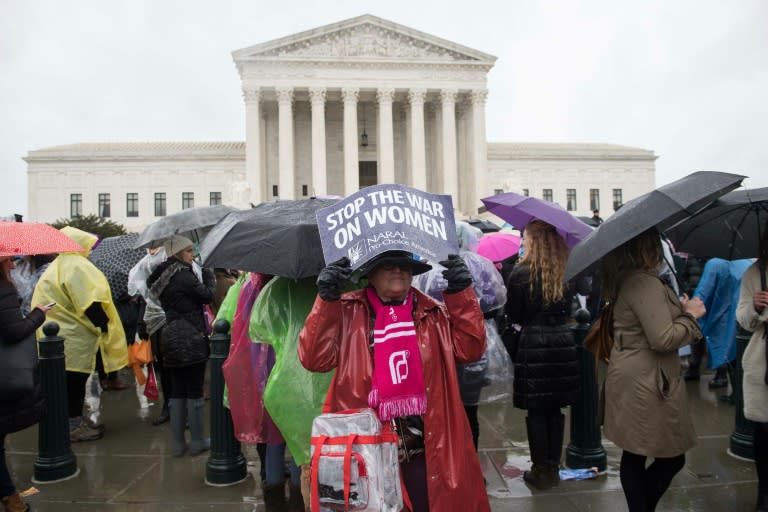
(505, 263, 579, 411)
(0, 281, 46, 435)
(147, 260, 214, 368)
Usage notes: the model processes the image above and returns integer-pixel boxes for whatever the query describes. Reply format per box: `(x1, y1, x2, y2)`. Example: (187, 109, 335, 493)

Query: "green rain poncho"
(31, 227, 129, 374)
(249, 277, 333, 465)
(215, 272, 246, 410)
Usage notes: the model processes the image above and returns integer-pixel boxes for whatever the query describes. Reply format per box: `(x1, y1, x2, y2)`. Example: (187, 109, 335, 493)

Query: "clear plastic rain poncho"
(222, 273, 284, 444)
(249, 277, 333, 465)
(412, 245, 512, 403)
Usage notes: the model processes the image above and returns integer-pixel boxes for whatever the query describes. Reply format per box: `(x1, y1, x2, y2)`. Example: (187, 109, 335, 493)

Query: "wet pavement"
(3, 367, 759, 511)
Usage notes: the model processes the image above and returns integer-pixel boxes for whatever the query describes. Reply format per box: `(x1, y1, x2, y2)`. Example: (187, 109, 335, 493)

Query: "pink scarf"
(366, 287, 427, 421)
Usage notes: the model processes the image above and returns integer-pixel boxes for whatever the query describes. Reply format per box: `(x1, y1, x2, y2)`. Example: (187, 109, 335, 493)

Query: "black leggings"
(754, 422, 768, 498)
(464, 405, 479, 451)
(66, 371, 90, 418)
(167, 362, 206, 399)
(620, 450, 685, 512)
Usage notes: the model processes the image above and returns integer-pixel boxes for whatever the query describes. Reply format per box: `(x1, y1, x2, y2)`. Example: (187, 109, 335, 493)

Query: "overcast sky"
(2, 0, 766, 218)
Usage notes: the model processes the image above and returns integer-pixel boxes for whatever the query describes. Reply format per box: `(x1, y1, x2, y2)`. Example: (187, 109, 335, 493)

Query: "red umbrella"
(477, 233, 521, 263)
(0, 222, 84, 257)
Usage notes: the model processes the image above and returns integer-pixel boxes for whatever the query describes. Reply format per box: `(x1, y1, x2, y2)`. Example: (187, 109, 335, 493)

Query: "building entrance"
(359, 161, 377, 189)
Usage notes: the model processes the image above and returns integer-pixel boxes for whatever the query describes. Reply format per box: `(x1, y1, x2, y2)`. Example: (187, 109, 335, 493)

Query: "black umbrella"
(199, 198, 338, 279)
(565, 171, 746, 281)
(466, 218, 502, 233)
(89, 233, 146, 300)
(134, 205, 238, 248)
(665, 187, 768, 260)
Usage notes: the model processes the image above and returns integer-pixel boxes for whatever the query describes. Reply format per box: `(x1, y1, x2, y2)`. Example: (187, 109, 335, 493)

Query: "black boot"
(524, 415, 554, 490)
(263, 481, 287, 510)
(152, 399, 170, 426)
(547, 413, 565, 487)
(709, 365, 729, 389)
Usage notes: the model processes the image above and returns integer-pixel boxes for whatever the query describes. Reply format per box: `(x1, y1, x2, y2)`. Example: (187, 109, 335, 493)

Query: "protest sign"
(316, 184, 458, 270)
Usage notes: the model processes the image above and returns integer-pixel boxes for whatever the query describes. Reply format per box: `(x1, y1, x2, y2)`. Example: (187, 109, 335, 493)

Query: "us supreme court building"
(26, 15, 656, 230)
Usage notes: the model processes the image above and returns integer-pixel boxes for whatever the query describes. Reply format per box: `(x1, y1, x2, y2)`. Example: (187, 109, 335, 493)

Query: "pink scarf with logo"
(365, 287, 427, 421)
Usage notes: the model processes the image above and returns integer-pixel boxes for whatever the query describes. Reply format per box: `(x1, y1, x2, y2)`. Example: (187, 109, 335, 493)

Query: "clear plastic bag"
(481, 319, 514, 403)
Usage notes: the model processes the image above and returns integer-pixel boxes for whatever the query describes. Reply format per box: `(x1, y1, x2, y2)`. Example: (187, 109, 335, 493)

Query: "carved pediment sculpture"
(260, 23, 476, 61)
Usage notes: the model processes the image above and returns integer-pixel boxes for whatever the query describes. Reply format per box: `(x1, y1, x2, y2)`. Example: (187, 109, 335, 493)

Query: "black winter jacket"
(147, 260, 215, 368)
(505, 263, 579, 410)
(0, 281, 46, 434)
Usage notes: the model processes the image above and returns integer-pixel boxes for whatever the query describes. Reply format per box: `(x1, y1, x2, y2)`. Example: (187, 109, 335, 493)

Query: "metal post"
(729, 327, 754, 460)
(205, 319, 248, 486)
(565, 309, 608, 471)
(33, 322, 79, 483)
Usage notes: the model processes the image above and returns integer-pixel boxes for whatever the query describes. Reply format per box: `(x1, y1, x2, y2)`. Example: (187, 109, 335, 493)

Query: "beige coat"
(736, 262, 768, 423)
(603, 270, 702, 458)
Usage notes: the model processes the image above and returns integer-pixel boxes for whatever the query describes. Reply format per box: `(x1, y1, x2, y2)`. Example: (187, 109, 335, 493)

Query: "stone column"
(409, 88, 427, 191)
(470, 89, 489, 215)
(309, 87, 327, 197)
(276, 87, 295, 200)
(440, 89, 458, 202)
(377, 87, 395, 184)
(243, 87, 263, 204)
(342, 87, 360, 195)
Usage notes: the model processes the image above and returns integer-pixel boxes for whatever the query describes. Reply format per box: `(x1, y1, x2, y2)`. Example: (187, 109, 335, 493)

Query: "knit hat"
(163, 235, 194, 257)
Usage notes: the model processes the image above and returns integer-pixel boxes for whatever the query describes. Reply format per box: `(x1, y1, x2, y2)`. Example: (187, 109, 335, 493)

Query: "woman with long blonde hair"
(505, 220, 580, 490)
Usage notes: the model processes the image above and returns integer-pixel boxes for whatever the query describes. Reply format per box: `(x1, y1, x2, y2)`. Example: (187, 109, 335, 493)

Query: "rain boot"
(1, 492, 30, 512)
(547, 413, 565, 487)
(287, 482, 307, 511)
(523, 415, 554, 490)
(708, 365, 729, 389)
(187, 397, 210, 456)
(169, 398, 188, 457)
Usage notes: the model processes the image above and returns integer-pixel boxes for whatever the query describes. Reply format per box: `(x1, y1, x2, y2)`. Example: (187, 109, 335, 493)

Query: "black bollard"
(205, 319, 248, 486)
(33, 322, 79, 483)
(565, 309, 608, 471)
(729, 327, 754, 460)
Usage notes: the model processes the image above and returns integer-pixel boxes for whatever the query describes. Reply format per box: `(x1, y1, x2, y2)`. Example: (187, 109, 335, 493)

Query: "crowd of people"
(1, 209, 767, 512)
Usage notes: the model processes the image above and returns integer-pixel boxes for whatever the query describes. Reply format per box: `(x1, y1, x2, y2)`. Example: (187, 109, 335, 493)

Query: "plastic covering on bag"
(481, 319, 513, 403)
(412, 251, 506, 313)
(311, 409, 402, 512)
(222, 273, 283, 444)
(455, 220, 483, 253)
(249, 277, 333, 465)
(128, 248, 168, 336)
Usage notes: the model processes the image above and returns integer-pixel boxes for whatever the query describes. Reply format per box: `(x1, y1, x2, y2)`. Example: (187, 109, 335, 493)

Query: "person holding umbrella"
(298, 250, 489, 511)
(600, 228, 705, 512)
(505, 220, 584, 490)
(1, 256, 53, 512)
(736, 221, 768, 512)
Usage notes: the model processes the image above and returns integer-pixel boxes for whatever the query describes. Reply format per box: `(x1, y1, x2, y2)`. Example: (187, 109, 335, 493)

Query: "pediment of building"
(233, 15, 496, 64)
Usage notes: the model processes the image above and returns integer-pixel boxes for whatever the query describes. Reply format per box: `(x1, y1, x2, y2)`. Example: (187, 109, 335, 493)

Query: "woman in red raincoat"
(299, 250, 490, 511)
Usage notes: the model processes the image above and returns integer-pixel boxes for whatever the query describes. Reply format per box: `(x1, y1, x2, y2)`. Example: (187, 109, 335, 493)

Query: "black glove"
(440, 254, 473, 294)
(316, 257, 353, 302)
(202, 267, 216, 288)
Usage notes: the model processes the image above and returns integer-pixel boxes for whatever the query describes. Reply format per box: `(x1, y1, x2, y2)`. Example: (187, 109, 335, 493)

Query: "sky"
(2, 0, 767, 218)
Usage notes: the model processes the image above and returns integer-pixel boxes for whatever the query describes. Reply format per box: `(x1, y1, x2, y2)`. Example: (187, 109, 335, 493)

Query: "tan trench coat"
(736, 262, 768, 423)
(603, 270, 702, 458)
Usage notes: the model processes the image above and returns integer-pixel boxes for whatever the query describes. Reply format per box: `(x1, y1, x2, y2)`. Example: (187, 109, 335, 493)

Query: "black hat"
(358, 250, 432, 277)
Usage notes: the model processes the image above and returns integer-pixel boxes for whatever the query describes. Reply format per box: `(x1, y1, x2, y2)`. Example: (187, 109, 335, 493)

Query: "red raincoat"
(298, 286, 490, 511)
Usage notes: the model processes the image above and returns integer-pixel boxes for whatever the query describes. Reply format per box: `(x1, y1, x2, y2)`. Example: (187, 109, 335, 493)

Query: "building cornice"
(24, 142, 246, 163)
(488, 142, 658, 162)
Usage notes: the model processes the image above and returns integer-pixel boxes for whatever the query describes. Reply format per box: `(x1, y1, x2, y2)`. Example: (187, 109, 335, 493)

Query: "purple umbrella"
(481, 192, 592, 248)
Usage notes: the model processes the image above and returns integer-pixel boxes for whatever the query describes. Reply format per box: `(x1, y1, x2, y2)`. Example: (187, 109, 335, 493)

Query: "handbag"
(130, 338, 153, 366)
(310, 408, 404, 512)
(584, 302, 615, 364)
(144, 364, 159, 401)
(0, 332, 39, 402)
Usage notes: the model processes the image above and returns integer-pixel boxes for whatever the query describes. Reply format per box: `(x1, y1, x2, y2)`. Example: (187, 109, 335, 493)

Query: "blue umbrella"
(481, 192, 592, 248)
